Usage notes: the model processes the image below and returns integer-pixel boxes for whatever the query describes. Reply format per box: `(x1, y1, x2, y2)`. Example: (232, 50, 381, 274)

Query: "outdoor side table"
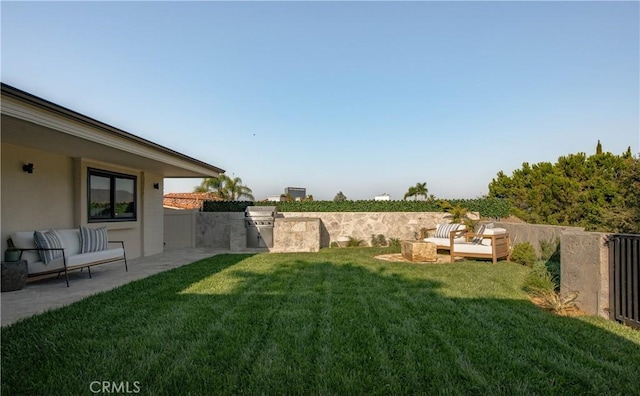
(401, 240, 437, 262)
(1, 260, 28, 292)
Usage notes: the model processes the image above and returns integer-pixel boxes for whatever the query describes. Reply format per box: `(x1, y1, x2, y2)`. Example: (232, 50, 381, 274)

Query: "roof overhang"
(1, 83, 224, 178)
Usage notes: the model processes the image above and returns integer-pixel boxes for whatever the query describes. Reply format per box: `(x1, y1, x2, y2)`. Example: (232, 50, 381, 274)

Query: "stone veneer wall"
(272, 217, 321, 253)
(279, 212, 464, 247)
(196, 212, 243, 250)
(195, 211, 475, 251)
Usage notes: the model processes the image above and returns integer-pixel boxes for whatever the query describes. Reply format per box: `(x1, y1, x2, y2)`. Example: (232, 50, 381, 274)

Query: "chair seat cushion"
(424, 236, 466, 247)
(453, 243, 492, 254)
(25, 248, 125, 275)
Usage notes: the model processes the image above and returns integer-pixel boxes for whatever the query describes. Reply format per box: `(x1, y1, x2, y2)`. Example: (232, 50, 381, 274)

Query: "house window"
(88, 168, 137, 222)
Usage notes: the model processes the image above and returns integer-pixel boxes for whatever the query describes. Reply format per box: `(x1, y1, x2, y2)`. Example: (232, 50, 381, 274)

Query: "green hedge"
(202, 198, 510, 218)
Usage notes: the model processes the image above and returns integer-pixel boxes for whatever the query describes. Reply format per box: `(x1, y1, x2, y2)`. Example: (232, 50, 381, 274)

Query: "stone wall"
(195, 211, 476, 251)
(196, 212, 242, 250)
(560, 231, 610, 318)
(492, 221, 584, 257)
(272, 217, 321, 253)
(279, 212, 468, 247)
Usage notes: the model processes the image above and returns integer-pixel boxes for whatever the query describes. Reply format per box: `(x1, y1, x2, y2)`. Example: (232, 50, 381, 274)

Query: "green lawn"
(2, 248, 639, 395)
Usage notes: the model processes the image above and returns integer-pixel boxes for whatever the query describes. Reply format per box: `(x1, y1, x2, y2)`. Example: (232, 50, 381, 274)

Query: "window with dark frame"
(88, 168, 137, 222)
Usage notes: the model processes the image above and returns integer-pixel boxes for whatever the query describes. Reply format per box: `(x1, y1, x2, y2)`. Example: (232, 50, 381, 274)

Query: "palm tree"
(414, 182, 428, 200)
(444, 204, 469, 223)
(194, 174, 254, 201)
(403, 186, 417, 201)
(404, 182, 428, 201)
(194, 177, 227, 199)
(439, 201, 476, 229)
(221, 175, 255, 201)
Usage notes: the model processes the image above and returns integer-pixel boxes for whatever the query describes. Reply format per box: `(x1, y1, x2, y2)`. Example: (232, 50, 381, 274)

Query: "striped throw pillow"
(80, 226, 108, 253)
(33, 229, 64, 265)
(472, 225, 486, 244)
(435, 223, 459, 238)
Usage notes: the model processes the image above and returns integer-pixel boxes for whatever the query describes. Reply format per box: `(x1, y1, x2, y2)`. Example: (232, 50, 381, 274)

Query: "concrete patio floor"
(1, 248, 228, 327)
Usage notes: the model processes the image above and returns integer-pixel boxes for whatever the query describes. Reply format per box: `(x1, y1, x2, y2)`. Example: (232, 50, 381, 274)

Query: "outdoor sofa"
(423, 223, 511, 264)
(423, 223, 468, 249)
(449, 227, 511, 264)
(8, 227, 127, 287)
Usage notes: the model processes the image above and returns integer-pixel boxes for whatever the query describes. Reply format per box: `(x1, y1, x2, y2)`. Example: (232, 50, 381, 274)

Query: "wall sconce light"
(22, 163, 34, 174)
(153, 183, 160, 190)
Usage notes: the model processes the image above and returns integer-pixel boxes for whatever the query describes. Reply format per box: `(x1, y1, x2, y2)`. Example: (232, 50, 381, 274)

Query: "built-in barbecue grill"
(244, 206, 277, 248)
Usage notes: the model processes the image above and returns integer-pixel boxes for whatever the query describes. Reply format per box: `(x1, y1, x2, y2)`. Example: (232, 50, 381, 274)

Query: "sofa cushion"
(482, 228, 507, 235)
(434, 223, 459, 238)
(68, 248, 124, 267)
(24, 248, 125, 275)
(33, 230, 64, 265)
(471, 225, 486, 244)
(10, 231, 41, 265)
(424, 236, 466, 247)
(454, 242, 492, 255)
(80, 226, 108, 253)
(56, 229, 82, 256)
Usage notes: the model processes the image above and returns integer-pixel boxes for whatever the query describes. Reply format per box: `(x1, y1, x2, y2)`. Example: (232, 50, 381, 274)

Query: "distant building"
(374, 193, 391, 201)
(285, 187, 306, 201)
(265, 195, 282, 202)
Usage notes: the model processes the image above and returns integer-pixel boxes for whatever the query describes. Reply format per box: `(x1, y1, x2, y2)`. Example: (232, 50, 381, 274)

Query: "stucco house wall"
(1, 141, 164, 259)
(1, 144, 76, 243)
(1, 83, 223, 262)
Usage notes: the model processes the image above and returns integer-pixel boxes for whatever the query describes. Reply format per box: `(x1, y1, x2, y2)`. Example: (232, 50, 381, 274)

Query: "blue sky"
(2, 1, 638, 200)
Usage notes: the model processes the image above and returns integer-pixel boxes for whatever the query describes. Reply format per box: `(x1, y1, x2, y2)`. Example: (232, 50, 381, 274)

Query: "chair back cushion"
(472, 225, 486, 244)
(434, 223, 460, 238)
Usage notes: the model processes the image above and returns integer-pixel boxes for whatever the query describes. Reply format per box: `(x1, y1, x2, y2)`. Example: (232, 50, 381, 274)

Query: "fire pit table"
(401, 240, 437, 263)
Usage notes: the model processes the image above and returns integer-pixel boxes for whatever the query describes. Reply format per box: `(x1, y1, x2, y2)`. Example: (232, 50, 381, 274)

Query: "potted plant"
(4, 248, 21, 262)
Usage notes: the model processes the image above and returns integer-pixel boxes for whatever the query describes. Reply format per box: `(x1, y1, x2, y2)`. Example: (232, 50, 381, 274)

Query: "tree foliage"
(194, 174, 254, 201)
(333, 191, 347, 202)
(404, 182, 428, 201)
(488, 143, 639, 233)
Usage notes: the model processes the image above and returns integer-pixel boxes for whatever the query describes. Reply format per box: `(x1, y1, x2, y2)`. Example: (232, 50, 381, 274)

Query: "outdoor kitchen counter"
(272, 217, 321, 253)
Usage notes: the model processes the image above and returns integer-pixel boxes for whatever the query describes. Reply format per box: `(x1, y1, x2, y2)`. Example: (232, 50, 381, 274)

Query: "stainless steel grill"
(244, 206, 277, 248)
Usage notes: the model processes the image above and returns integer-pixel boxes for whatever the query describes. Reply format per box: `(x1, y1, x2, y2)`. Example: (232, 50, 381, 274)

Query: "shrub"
(347, 236, 365, 247)
(388, 238, 401, 248)
(545, 260, 561, 287)
(201, 198, 511, 217)
(511, 242, 537, 267)
(524, 261, 577, 314)
(539, 237, 561, 262)
(523, 261, 557, 294)
(531, 290, 579, 314)
(370, 234, 387, 247)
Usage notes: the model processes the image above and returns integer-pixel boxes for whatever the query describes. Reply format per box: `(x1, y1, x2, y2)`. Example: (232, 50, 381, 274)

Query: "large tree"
(488, 143, 639, 233)
(404, 182, 428, 201)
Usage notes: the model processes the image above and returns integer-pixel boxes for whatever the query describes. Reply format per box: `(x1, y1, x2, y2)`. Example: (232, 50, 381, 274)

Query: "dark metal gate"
(608, 234, 640, 329)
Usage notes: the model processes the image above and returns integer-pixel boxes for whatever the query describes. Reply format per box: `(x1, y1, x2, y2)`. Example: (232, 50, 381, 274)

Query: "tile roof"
(163, 192, 222, 210)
